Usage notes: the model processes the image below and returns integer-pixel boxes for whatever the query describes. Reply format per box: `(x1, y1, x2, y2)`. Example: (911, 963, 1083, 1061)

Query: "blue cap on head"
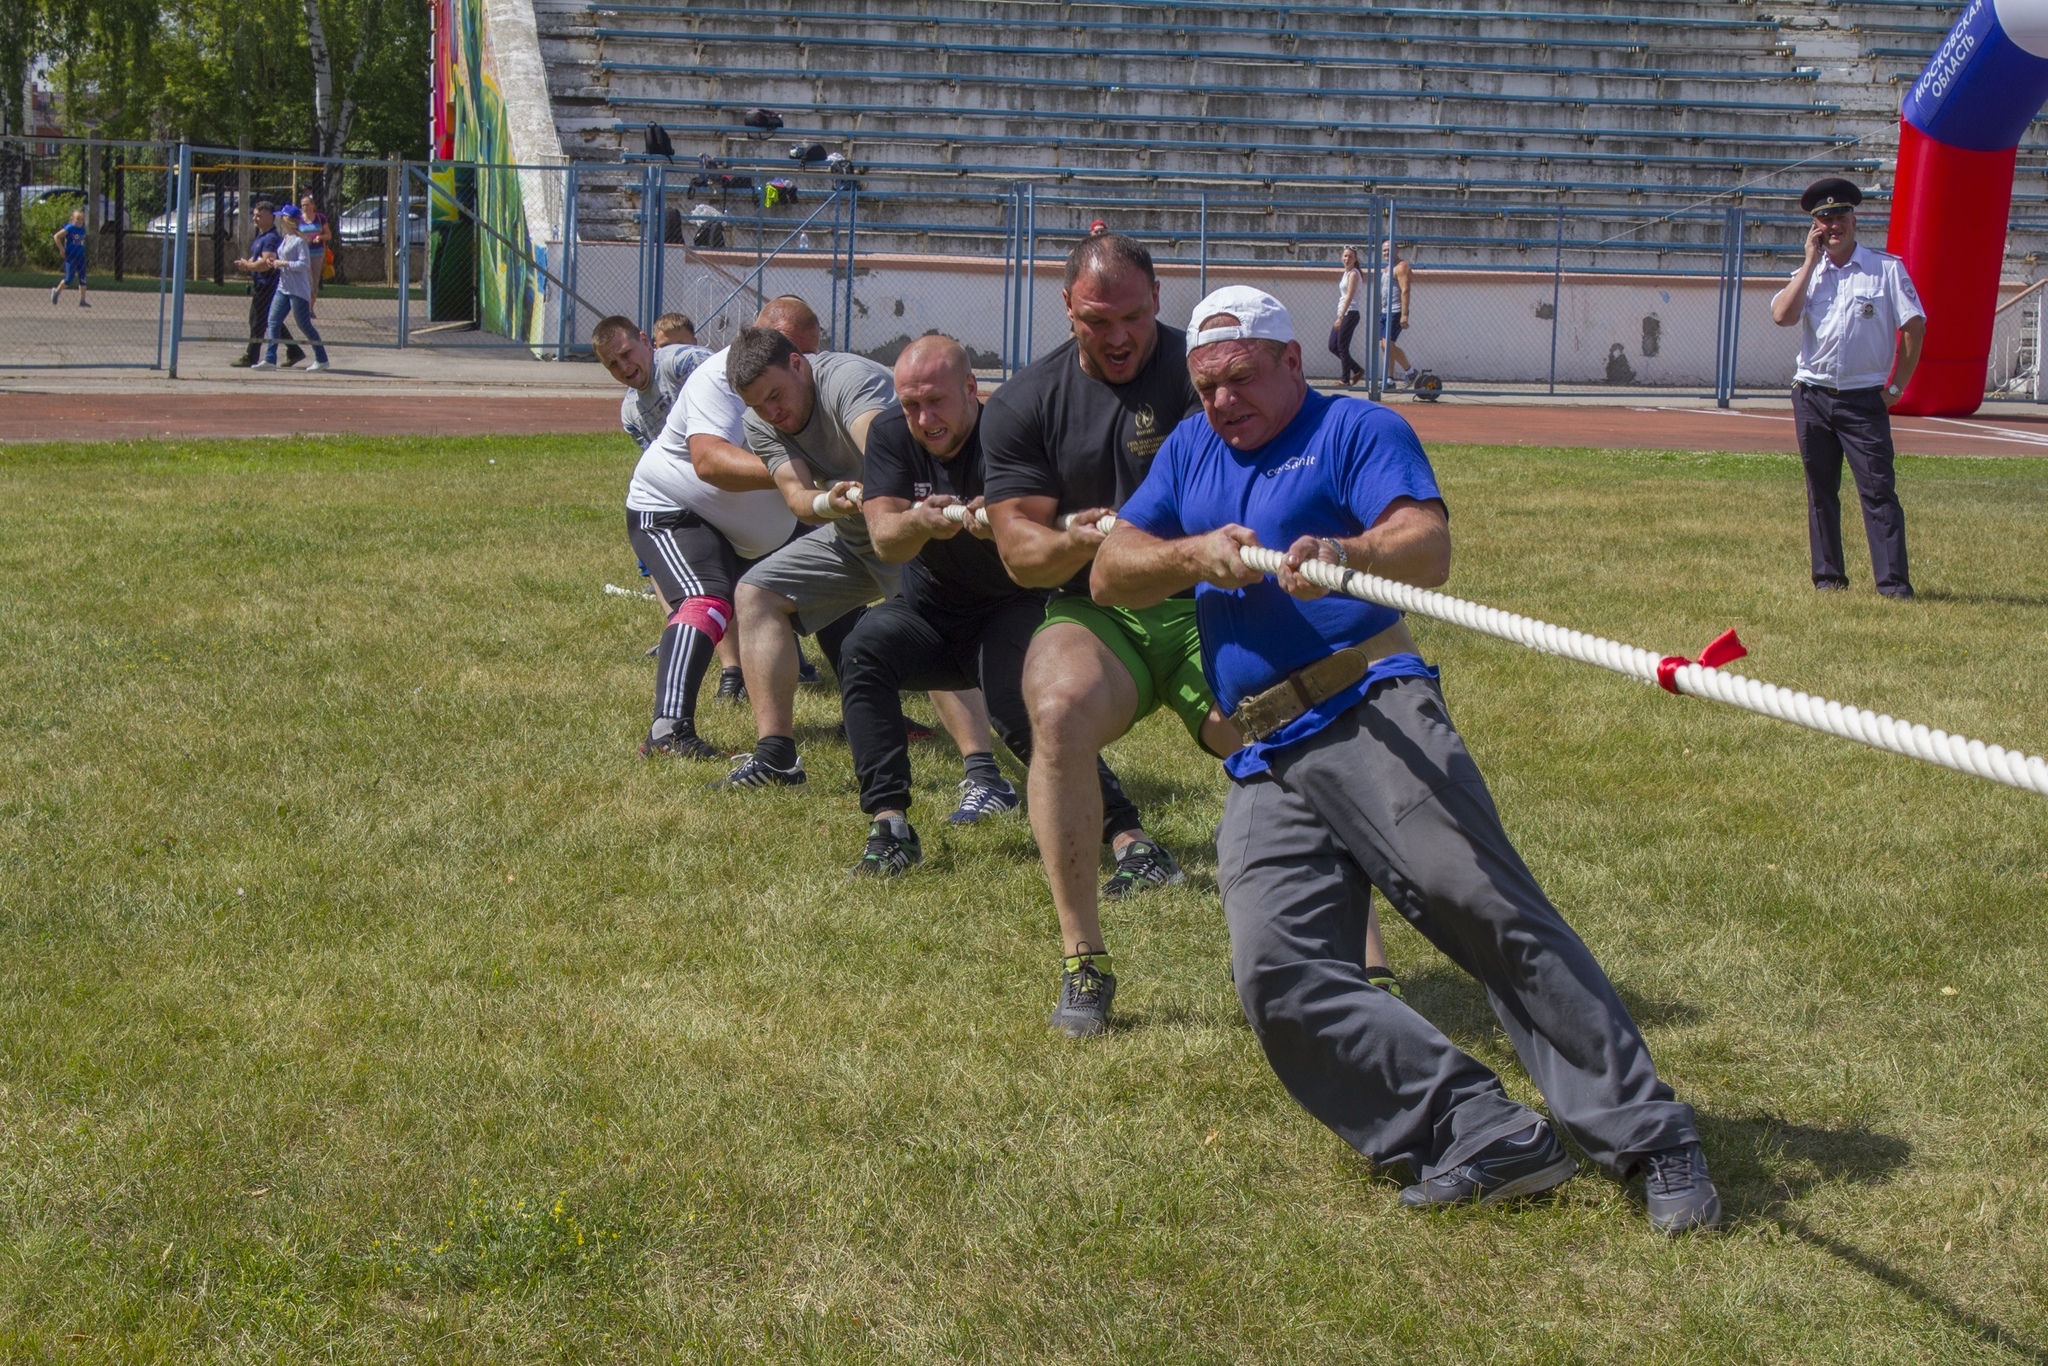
(276, 205, 302, 222)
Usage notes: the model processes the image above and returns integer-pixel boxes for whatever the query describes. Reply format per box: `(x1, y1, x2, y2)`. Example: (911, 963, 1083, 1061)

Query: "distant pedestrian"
(255, 206, 329, 372)
(1088, 219, 1109, 237)
(1329, 246, 1367, 385)
(1770, 177, 1925, 599)
(653, 312, 698, 347)
(298, 192, 332, 312)
(49, 207, 90, 308)
(230, 199, 303, 369)
(1379, 241, 1416, 389)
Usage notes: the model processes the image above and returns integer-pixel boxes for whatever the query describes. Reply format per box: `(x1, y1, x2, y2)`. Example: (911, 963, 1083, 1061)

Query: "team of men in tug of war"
(591, 232, 1724, 1235)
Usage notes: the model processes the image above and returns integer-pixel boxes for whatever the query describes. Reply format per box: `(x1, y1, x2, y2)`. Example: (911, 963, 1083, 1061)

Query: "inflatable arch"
(1891, 0, 2048, 414)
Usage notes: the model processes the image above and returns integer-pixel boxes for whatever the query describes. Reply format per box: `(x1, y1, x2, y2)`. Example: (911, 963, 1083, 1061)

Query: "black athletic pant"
(244, 279, 299, 362)
(1328, 308, 1362, 381)
(1792, 382, 1912, 596)
(838, 593, 1143, 838)
(626, 508, 747, 727)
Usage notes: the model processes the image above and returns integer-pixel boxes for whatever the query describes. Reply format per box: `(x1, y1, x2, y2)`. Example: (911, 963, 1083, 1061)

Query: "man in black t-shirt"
(841, 336, 1148, 876)
(981, 235, 1243, 1038)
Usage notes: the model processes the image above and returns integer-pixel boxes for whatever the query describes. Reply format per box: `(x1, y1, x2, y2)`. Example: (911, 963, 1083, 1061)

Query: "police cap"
(1800, 178, 1863, 216)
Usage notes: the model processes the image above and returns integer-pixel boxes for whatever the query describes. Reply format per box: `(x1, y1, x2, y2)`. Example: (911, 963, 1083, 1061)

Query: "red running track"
(4, 391, 2048, 457)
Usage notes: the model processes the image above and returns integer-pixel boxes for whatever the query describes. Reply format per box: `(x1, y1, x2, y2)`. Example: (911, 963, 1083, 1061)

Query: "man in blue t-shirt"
(1094, 287, 1720, 1235)
(49, 207, 90, 308)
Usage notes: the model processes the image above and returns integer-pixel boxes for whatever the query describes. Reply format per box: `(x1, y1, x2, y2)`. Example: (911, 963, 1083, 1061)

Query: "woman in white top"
(1328, 247, 1369, 386)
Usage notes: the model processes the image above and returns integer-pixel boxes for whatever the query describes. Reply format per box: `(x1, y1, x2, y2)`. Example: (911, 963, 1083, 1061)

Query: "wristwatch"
(1319, 537, 1350, 567)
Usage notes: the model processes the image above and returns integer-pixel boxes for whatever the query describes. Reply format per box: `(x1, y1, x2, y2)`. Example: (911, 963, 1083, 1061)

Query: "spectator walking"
(1770, 177, 1925, 599)
(1379, 241, 1416, 389)
(49, 207, 90, 308)
(298, 192, 332, 313)
(230, 199, 303, 369)
(1329, 246, 1367, 385)
(255, 206, 329, 372)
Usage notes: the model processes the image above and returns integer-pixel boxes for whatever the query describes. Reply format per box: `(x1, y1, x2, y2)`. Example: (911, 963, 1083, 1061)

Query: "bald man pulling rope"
(1091, 286, 1721, 1234)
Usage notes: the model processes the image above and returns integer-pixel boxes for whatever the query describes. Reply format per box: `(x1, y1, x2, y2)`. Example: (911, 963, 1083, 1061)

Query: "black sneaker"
(1398, 1122, 1578, 1209)
(903, 716, 935, 743)
(1101, 838, 1185, 900)
(851, 818, 922, 879)
(1640, 1143, 1721, 1235)
(229, 353, 257, 368)
(946, 776, 1020, 825)
(640, 719, 720, 761)
(707, 752, 805, 790)
(714, 668, 747, 703)
(797, 653, 822, 685)
(1049, 956, 1117, 1038)
(282, 350, 306, 368)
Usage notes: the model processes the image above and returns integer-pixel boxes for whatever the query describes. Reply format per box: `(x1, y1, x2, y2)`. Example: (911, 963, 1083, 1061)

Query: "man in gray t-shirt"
(713, 327, 994, 790)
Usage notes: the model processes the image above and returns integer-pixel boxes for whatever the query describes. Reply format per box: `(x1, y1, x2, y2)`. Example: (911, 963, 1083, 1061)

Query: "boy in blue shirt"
(50, 208, 90, 308)
(1094, 286, 1720, 1234)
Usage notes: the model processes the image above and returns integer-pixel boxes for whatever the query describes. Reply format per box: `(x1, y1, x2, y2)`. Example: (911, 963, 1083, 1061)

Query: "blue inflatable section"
(1903, 0, 2048, 150)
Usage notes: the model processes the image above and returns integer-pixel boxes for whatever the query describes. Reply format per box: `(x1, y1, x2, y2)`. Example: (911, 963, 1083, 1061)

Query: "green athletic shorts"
(1039, 592, 1214, 744)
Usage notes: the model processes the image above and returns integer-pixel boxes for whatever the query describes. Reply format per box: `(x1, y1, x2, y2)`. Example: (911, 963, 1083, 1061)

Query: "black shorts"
(625, 508, 745, 607)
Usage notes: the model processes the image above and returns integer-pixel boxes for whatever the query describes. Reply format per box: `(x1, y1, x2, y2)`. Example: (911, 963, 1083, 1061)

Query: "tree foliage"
(41, 0, 428, 158)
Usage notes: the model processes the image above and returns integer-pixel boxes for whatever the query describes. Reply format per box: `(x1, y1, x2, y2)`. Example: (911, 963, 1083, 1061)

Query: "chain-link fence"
(2, 134, 2040, 405)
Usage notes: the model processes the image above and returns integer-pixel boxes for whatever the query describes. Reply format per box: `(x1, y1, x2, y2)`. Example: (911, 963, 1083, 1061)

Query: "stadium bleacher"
(533, 0, 2048, 270)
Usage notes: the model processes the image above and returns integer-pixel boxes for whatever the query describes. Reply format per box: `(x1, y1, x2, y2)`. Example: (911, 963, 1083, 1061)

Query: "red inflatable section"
(1886, 120, 2018, 416)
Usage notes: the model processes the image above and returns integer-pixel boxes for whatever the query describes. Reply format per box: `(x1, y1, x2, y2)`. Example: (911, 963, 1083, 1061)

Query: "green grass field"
(4, 434, 2047, 1363)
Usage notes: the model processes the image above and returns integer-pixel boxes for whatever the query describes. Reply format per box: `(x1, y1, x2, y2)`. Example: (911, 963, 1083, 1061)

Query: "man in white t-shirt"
(594, 313, 798, 758)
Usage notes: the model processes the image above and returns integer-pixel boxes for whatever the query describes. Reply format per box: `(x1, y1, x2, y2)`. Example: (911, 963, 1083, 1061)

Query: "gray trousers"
(1792, 382, 1912, 595)
(1216, 675, 1698, 1179)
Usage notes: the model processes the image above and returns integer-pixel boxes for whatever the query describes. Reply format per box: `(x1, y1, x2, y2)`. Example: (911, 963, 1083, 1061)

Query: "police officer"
(1770, 178, 1927, 599)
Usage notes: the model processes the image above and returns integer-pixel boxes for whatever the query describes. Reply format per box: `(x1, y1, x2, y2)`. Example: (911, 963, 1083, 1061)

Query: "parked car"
(338, 195, 425, 247)
(142, 188, 298, 238)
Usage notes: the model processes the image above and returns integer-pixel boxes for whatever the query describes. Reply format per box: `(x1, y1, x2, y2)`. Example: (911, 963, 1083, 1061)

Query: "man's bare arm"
(1092, 522, 1265, 607)
(772, 456, 836, 523)
(848, 406, 883, 455)
(686, 433, 775, 491)
(1272, 499, 1451, 600)
(987, 495, 1114, 589)
(864, 494, 970, 563)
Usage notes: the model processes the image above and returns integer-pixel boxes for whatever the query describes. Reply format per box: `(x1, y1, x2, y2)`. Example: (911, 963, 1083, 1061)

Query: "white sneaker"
(50, 287, 60, 304)
(249, 360, 275, 370)
(303, 361, 327, 372)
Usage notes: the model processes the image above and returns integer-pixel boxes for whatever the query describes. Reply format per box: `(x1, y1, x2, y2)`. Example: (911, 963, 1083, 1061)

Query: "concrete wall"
(539, 245, 2012, 392)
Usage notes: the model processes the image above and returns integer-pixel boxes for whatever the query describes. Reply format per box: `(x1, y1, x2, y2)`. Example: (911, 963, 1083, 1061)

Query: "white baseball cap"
(1188, 286, 1296, 350)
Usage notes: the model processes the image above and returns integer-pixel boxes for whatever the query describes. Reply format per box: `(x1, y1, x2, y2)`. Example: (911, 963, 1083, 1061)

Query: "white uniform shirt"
(1794, 245, 1925, 391)
(625, 343, 795, 558)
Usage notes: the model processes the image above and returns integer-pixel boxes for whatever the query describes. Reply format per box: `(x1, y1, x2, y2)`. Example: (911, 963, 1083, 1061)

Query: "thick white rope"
(817, 496, 2048, 794)
(1228, 544, 2048, 798)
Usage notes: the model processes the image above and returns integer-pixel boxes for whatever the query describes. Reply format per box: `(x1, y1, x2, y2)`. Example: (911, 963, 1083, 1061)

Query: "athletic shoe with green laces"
(1100, 838, 1185, 900)
(1050, 954, 1117, 1037)
(851, 818, 922, 879)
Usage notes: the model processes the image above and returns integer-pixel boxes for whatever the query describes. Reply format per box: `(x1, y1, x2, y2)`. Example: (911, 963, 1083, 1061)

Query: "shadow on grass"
(1915, 587, 2048, 610)
(1784, 1218, 2048, 1364)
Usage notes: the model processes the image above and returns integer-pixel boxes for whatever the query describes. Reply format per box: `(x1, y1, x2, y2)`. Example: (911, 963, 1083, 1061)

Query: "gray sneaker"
(1100, 838, 1184, 901)
(1641, 1144, 1722, 1235)
(1049, 957, 1117, 1038)
(707, 751, 805, 790)
(1399, 1122, 1578, 1209)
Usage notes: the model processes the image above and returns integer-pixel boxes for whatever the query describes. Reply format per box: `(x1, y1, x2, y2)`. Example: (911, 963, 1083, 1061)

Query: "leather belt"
(1230, 621, 1418, 742)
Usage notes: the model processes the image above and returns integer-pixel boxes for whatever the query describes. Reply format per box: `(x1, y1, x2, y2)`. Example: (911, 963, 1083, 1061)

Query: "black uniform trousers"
(244, 276, 300, 363)
(1791, 382, 1912, 596)
(838, 591, 1144, 837)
